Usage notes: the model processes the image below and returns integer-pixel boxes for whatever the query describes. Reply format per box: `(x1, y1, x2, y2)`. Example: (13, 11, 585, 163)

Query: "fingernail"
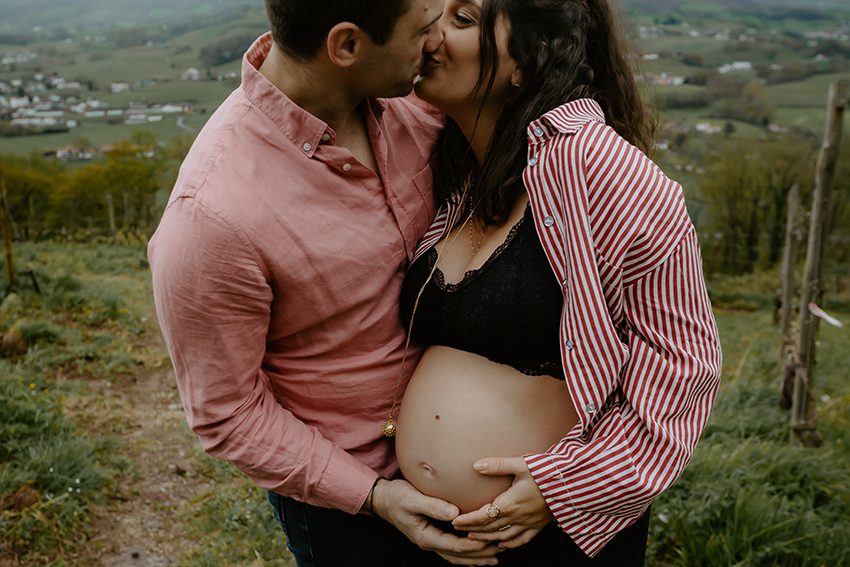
(474, 462, 487, 472)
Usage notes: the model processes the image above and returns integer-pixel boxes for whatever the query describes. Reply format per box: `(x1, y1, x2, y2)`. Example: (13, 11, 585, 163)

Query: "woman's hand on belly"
(451, 456, 555, 549)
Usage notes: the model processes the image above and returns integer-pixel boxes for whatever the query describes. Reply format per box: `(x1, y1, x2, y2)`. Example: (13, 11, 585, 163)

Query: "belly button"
(420, 463, 435, 477)
(434, 414, 440, 420)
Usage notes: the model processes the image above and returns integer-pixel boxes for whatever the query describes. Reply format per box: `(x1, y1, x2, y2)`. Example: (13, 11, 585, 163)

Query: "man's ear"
(325, 22, 362, 68)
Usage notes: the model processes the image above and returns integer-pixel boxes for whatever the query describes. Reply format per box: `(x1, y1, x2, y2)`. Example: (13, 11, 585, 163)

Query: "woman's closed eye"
(452, 11, 476, 26)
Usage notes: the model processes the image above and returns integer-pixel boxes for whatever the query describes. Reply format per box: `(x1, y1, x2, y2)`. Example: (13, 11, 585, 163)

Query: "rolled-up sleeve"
(525, 229, 722, 557)
(148, 195, 378, 513)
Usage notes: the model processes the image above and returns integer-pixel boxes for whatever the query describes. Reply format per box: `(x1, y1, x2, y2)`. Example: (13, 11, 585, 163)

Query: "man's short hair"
(265, 0, 410, 60)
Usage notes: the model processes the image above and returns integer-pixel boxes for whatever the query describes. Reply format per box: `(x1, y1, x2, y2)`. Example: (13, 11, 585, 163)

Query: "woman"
(392, 0, 722, 564)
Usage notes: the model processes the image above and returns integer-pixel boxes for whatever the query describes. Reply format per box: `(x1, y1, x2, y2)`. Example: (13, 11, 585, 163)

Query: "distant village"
(636, 20, 849, 87)
(0, 47, 241, 161)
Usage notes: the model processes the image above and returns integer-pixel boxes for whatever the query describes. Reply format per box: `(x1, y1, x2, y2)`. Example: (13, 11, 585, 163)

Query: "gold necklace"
(383, 192, 477, 437)
(468, 216, 485, 256)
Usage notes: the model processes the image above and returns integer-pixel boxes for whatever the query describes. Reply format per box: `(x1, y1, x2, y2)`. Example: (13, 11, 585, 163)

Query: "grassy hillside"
(1, 243, 849, 565)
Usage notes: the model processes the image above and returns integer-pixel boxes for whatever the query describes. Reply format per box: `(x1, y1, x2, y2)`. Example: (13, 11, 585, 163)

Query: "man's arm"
(149, 196, 378, 512)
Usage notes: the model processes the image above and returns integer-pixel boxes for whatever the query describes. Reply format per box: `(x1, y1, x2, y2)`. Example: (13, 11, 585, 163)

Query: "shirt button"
(585, 403, 597, 414)
(302, 142, 312, 152)
(342, 163, 352, 172)
(565, 339, 574, 351)
(321, 133, 330, 142)
(533, 127, 545, 137)
(528, 156, 539, 166)
(543, 216, 555, 227)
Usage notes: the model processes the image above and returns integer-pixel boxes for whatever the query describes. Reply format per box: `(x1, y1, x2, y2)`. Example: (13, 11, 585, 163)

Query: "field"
(0, 5, 266, 156)
(0, 0, 253, 30)
(1, 242, 849, 565)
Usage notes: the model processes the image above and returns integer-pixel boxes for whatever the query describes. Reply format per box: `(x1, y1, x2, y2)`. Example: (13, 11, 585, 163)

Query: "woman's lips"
(415, 56, 442, 83)
(421, 53, 442, 69)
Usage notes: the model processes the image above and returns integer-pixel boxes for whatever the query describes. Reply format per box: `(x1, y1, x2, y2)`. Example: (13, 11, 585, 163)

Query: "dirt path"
(71, 359, 210, 566)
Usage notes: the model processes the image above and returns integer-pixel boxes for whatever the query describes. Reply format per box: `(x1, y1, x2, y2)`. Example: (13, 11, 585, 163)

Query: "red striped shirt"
(411, 99, 722, 557)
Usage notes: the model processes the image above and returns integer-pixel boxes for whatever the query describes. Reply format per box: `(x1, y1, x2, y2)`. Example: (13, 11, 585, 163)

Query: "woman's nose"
(423, 20, 445, 54)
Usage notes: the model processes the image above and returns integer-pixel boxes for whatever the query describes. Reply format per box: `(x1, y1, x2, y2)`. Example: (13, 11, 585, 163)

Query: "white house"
(181, 67, 202, 81)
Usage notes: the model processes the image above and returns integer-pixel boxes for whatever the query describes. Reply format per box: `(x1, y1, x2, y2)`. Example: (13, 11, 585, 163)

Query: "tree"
(0, 155, 58, 239)
(698, 139, 813, 274)
(707, 76, 776, 126)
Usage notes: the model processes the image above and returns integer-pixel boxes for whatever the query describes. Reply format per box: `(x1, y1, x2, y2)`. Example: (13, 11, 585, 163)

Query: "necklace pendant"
(382, 418, 398, 437)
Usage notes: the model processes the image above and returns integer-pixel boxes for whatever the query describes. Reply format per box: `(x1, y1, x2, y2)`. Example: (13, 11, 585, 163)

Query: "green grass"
(0, 241, 292, 564)
(0, 242, 156, 562)
(177, 456, 294, 567)
(167, 14, 266, 50)
(60, 44, 185, 83)
(98, 78, 236, 108)
(768, 72, 850, 108)
(647, 272, 850, 566)
(767, 71, 850, 134)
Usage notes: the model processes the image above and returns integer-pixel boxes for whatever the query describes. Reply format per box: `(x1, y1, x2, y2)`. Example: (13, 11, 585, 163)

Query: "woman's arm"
(524, 227, 722, 557)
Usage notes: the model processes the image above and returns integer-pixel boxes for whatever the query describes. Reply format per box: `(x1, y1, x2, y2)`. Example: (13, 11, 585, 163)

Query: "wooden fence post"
(0, 168, 14, 290)
(105, 192, 117, 235)
(123, 191, 130, 229)
(791, 79, 848, 446)
(779, 184, 803, 409)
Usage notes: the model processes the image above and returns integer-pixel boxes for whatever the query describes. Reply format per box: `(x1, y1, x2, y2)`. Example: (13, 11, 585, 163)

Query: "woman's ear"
(510, 68, 524, 87)
(325, 22, 362, 68)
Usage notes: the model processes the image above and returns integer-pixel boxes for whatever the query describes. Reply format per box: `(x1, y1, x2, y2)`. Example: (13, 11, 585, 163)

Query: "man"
(148, 0, 501, 565)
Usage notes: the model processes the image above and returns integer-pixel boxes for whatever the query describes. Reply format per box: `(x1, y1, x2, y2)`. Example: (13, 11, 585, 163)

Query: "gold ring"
(498, 523, 512, 531)
(486, 503, 501, 518)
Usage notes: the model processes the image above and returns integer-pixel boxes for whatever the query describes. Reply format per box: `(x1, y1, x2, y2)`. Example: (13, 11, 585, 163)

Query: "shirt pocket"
(412, 165, 436, 223)
(399, 165, 437, 258)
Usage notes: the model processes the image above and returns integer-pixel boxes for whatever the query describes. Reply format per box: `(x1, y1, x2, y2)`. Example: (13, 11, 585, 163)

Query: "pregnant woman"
(391, 0, 723, 564)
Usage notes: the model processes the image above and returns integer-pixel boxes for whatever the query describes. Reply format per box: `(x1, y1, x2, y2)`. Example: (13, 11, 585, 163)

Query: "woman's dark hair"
(265, 0, 410, 61)
(433, 0, 656, 224)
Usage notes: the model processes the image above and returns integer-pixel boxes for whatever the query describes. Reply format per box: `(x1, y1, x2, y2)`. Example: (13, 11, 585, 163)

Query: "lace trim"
(429, 211, 528, 293)
(514, 361, 565, 379)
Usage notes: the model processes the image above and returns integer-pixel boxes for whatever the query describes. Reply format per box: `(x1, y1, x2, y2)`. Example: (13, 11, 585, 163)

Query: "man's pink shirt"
(148, 33, 442, 513)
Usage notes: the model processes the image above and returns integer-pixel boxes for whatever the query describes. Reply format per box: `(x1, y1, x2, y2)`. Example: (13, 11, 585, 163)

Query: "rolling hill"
(0, 0, 257, 31)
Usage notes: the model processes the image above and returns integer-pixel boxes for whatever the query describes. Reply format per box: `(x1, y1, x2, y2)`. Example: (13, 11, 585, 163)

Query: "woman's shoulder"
(533, 99, 652, 169)
(536, 98, 606, 135)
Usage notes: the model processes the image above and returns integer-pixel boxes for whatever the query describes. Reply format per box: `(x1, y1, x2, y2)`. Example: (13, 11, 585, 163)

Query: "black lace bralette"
(400, 205, 565, 380)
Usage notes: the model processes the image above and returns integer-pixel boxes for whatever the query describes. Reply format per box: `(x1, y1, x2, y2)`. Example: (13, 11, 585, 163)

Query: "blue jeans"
(267, 491, 417, 566)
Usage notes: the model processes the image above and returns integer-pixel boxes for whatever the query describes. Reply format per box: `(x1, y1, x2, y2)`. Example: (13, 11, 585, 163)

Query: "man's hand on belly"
(371, 478, 503, 566)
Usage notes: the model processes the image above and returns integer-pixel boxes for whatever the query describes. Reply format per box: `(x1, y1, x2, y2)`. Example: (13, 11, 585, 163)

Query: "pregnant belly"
(396, 346, 578, 513)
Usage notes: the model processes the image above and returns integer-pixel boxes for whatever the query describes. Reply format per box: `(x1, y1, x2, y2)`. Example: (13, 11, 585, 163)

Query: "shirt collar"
(527, 98, 606, 144)
(240, 33, 386, 158)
